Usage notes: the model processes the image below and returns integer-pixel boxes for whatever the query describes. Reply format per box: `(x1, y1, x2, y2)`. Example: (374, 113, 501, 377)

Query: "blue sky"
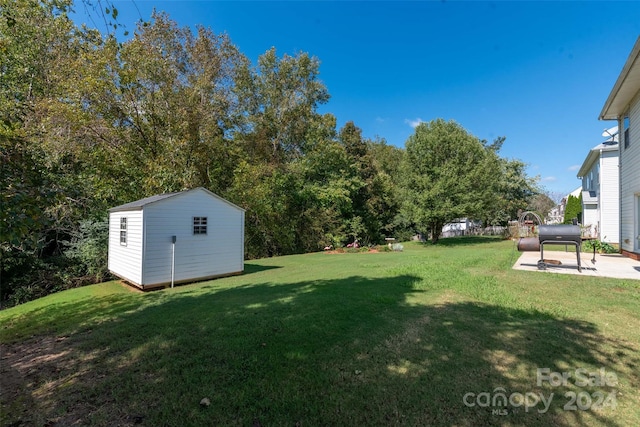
(73, 1, 640, 198)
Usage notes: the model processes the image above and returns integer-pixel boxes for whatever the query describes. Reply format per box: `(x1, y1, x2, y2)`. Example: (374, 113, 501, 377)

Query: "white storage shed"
(108, 187, 245, 290)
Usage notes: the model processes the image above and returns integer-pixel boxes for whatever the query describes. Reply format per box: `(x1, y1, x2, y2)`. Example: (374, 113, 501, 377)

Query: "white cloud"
(404, 118, 424, 128)
(541, 176, 557, 182)
(567, 164, 580, 171)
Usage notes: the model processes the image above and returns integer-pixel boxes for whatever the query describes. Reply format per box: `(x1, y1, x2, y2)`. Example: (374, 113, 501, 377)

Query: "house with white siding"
(599, 36, 640, 260)
(546, 204, 564, 224)
(442, 218, 480, 237)
(576, 140, 619, 243)
(108, 187, 245, 289)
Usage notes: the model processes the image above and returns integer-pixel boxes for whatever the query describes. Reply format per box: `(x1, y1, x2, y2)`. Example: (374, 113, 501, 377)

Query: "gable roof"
(576, 142, 619, 178)
(109, 192, 178, 212)
(109, 187, 245, 213)
(600, 36, 640, 120)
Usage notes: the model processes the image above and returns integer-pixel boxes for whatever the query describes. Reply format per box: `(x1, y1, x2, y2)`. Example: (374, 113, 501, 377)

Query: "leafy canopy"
(399, 119, 499, 243)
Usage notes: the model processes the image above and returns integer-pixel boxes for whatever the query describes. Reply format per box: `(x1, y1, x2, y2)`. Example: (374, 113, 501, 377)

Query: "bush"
(0, 218, 111, 308)
(64, 218, 110, 284)
(582, 239, 617, 254)
(391, 243, 404, 252)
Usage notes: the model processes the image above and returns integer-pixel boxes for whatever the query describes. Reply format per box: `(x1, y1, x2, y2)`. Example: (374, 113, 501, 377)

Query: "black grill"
(538, 224, 582, 272)
(539, 225, 581, 245)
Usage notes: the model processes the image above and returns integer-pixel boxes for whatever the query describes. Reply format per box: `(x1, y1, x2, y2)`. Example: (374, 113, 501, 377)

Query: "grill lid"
(538, 224, 581, 244)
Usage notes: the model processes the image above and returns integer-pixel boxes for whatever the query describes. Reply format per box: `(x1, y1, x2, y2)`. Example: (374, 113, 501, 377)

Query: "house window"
(193, 217, 207, 235)
(624, 116, 630, 149)
(120, 217, 127, 246)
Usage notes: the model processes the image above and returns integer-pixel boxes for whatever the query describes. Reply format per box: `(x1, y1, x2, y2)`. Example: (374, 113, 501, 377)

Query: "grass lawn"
(1, 237, 639, 426)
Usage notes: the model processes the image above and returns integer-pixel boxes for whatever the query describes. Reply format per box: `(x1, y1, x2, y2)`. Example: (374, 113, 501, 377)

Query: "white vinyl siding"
(108, 210, 143, 285)
(141, 189, 244, 286)
(599, 151, 620, 243)
(620, 96, 640, 252)
(581, 160, 600, 235)
(582, 203, 599, 237)
(108, 188, 244, 288)
(579, 147, 619, 244)
(637, 196, 640, 252)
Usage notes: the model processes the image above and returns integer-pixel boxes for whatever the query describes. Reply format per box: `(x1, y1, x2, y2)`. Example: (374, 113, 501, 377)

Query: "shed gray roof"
(108, 187, 245, 213)
(109, 192, 180, 212)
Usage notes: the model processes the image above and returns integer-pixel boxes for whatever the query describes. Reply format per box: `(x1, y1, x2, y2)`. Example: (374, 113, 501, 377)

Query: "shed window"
(120, 217, 127, 246)
(193, 217, 207, 235)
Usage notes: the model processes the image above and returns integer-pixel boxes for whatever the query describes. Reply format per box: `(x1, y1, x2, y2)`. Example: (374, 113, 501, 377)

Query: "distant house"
(576, 140, 619, 243)
(546, 204, 564, 224)
(108, 187, 245, 290)
(546, 187, 581, 225)
(599, 36, 640, 260)
(441, 218, 480, 237)
(568, 186, 582, 200)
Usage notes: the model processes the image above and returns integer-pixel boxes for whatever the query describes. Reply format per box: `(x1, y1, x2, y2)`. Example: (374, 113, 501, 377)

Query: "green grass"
(1, 237, 639, 426)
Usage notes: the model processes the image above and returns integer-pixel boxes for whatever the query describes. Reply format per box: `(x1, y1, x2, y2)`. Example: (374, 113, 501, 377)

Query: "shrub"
(582, 239, 617, 254)
(64, 218, 109, 284)
(391, 243, 404, 252)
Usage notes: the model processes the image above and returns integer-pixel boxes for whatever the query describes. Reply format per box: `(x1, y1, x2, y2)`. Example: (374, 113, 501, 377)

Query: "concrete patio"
(512, 249, 640, 280)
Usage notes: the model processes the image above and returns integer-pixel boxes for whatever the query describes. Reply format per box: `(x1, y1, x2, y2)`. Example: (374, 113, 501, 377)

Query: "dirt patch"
(0, 334, 133, 427)
(1, 335, 82, 426)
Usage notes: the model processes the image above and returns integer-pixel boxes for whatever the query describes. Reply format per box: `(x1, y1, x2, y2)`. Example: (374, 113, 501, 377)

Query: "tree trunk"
(430, 221, 441, 244)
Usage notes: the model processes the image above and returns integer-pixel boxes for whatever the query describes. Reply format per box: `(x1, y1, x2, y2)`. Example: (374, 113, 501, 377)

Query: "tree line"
(1, 0, 545, 306)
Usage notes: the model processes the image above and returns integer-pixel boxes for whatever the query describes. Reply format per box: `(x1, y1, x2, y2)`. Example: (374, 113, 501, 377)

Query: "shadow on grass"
(2, 274, 638, 426)
(0, 293, 144, 343)
(427, 235, 504, 247)
(243, 263, 283, 275)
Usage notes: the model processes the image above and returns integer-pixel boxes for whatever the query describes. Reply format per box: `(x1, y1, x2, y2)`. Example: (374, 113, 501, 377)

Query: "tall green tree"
(228, 114, 350, 258)
(563, 194, 582, 224)
(368, 138, 406, 238)
(228, 48, 335, 256)
(0, 0, 77, 248)
(84, 12, 249, 197)
(399, 119, 497, 243)
(483, 157, 538, 225)
(368, 137, 404, 177)
(1, 0, 120, 305)
(235, 47, 330, 165)
(338, 122, 371, 242)
(336, 123, 401, 244)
